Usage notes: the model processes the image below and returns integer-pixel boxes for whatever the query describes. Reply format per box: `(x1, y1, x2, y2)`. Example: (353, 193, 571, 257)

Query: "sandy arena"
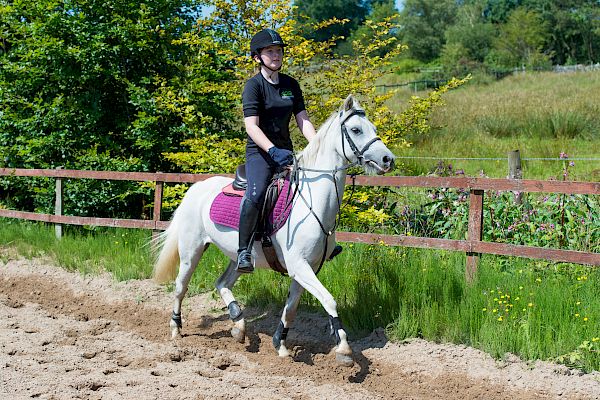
(1, 257, 599, 399)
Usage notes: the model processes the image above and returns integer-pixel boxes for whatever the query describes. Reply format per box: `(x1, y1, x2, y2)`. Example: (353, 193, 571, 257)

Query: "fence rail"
(1, 168, 598, 281)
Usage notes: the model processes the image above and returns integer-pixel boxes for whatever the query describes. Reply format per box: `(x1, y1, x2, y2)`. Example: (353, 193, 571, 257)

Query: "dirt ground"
(1, 257, 599, 400)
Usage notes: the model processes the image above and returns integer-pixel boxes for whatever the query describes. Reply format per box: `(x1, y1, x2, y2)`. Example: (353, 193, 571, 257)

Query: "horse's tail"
(152, 214, 180, 283)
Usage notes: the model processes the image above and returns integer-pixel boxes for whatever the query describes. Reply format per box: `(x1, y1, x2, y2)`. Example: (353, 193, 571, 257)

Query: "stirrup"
(236, 250, 254, 273)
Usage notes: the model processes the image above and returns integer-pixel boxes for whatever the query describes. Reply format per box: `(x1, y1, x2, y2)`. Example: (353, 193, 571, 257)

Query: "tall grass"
(2, 219, 598, 371)
(385, 70, 600, 180)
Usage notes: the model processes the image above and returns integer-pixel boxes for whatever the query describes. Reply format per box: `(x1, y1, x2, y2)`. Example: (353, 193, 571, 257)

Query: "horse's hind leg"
(273, 279, 304, 357)
(215, 260, 245, 343)
(291, 262, 354, 367)
(171, 241, 209, 339)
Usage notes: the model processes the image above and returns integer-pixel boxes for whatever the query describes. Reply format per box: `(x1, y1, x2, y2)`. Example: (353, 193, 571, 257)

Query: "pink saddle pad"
(209, 179, 293, 233)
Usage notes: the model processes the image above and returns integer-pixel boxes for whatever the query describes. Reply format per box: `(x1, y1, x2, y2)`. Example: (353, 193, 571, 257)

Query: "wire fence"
(377, 63, 600, 93)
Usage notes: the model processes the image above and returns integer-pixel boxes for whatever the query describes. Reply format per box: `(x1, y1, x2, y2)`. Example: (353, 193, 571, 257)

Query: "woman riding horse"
(237, 28, 318, 273)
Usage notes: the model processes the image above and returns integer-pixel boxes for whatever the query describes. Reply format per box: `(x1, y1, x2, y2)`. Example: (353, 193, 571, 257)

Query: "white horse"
(153, 95, 395, 366)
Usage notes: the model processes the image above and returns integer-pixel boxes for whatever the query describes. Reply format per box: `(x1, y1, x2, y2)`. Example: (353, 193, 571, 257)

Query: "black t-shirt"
(242, 72, 306, 151)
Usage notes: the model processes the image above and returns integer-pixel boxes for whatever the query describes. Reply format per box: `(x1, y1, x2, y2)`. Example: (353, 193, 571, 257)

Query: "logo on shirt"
(280, 89, 294, 100)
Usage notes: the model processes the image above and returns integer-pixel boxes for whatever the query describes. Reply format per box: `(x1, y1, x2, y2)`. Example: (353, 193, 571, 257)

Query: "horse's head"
(337, 95, 395, 175)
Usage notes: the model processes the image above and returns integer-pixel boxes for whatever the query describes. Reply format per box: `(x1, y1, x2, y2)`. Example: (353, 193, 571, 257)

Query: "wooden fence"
(1, 167, 598, 281)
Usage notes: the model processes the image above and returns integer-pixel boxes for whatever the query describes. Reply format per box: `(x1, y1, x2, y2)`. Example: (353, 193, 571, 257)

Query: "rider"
(237, 28, 317, 273)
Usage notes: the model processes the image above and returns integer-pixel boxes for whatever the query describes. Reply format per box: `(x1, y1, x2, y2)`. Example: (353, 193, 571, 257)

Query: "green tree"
(338, 0, 399, 56)
(482, 0, 523, 23)
(293, 0, 369, 43)
(444, 3, 496, 62)
(524, 0, 600, 64)
(398, 0, 458, 62)
(481, 0, 600, 64)
(487, 7, 551, 68)
(0, 0, 235, 215)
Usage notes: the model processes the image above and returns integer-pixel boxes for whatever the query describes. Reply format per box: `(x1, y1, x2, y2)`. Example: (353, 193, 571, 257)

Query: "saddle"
(210, 165, 294, 274)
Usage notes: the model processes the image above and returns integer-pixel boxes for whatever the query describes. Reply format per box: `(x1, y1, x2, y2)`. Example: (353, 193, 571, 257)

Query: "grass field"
(1, 219, 598, 372)
(383, 70, 600, 180)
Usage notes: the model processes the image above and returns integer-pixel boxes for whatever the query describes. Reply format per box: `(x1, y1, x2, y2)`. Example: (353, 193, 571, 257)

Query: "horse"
(152, 95, 395, 366)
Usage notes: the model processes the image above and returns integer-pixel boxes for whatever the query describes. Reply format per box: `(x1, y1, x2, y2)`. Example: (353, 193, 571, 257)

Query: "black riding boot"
(237, 197, 260, 273)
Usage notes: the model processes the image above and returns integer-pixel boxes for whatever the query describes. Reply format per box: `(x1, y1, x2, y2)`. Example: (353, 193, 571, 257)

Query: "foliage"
(487, 7, 551, 69)
(293, 0, 368, 44)
(391, 0, 600, 73)
(442, 3, 496, 64)
(0, 0, 206, 171)
(0, 0, 236, 217)
(521, 0, 600, 65)
(336, 0, 399, 57)
(397, 0, 458, 62)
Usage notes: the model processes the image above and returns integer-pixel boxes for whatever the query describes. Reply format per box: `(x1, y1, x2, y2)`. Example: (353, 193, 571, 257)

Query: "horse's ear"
(343, 95, 356, 112)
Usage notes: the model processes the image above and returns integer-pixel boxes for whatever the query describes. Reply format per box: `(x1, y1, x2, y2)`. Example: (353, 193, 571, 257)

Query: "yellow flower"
(576, 301, 581, 305)
(482, 308, 487, 312)
(492, 309, 498, 313)
(575, 313, 580, 317)
(583, 317, 588, 322)
(592, 338, 599, 342)
(528, 303, 533, 307)
(497, 316, 503, 321)
(535, 278, 542, 282)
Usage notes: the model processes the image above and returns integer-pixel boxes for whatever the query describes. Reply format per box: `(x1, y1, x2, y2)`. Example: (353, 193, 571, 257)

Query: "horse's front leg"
(215, 260, 245, 343)
(273, 279, 304, 357)
(290, 261, 354, 367)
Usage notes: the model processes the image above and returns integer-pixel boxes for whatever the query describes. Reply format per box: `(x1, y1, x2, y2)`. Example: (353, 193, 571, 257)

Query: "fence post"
(466, 189, 484, 283)
(508, 150, 523, 204)
(55, 166, 64, 240)
(152, 180, 164, 240)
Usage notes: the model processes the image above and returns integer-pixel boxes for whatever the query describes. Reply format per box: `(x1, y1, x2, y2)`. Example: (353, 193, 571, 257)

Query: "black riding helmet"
(250, 29, 286, 57)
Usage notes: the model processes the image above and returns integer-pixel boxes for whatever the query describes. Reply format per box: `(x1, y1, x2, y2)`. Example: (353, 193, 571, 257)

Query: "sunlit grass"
(384, 70, 600, 180)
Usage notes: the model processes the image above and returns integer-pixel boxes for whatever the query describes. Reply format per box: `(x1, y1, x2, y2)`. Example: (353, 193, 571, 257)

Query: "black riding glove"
(268, 146, 294, 168)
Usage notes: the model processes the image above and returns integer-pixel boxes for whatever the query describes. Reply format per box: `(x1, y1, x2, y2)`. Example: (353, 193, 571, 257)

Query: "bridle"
(339, 108, 383, 168)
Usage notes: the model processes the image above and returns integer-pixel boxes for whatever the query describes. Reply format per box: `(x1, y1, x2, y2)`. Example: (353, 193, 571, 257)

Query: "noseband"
(339, 109, 382, 165)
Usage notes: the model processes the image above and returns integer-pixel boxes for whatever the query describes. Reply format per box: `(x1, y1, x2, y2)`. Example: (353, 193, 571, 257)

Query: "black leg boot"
(237, 197, 260, 273)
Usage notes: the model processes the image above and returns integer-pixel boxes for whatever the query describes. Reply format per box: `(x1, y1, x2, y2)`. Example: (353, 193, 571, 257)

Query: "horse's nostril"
(383, 155, 391, 164)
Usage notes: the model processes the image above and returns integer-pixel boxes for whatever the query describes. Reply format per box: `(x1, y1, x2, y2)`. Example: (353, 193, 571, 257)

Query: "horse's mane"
(297, 110, 338, 168)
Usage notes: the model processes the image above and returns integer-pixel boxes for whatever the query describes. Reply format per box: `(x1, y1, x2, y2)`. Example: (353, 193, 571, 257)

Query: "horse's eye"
(351, 127, 361, 134)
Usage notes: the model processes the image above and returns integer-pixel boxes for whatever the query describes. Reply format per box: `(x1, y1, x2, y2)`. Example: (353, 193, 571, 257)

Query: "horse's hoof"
(170, 328, 181, 340)
(336, 353, 354, 367)
(277, 346, 291, 358)
(231, 327, 245, 343)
